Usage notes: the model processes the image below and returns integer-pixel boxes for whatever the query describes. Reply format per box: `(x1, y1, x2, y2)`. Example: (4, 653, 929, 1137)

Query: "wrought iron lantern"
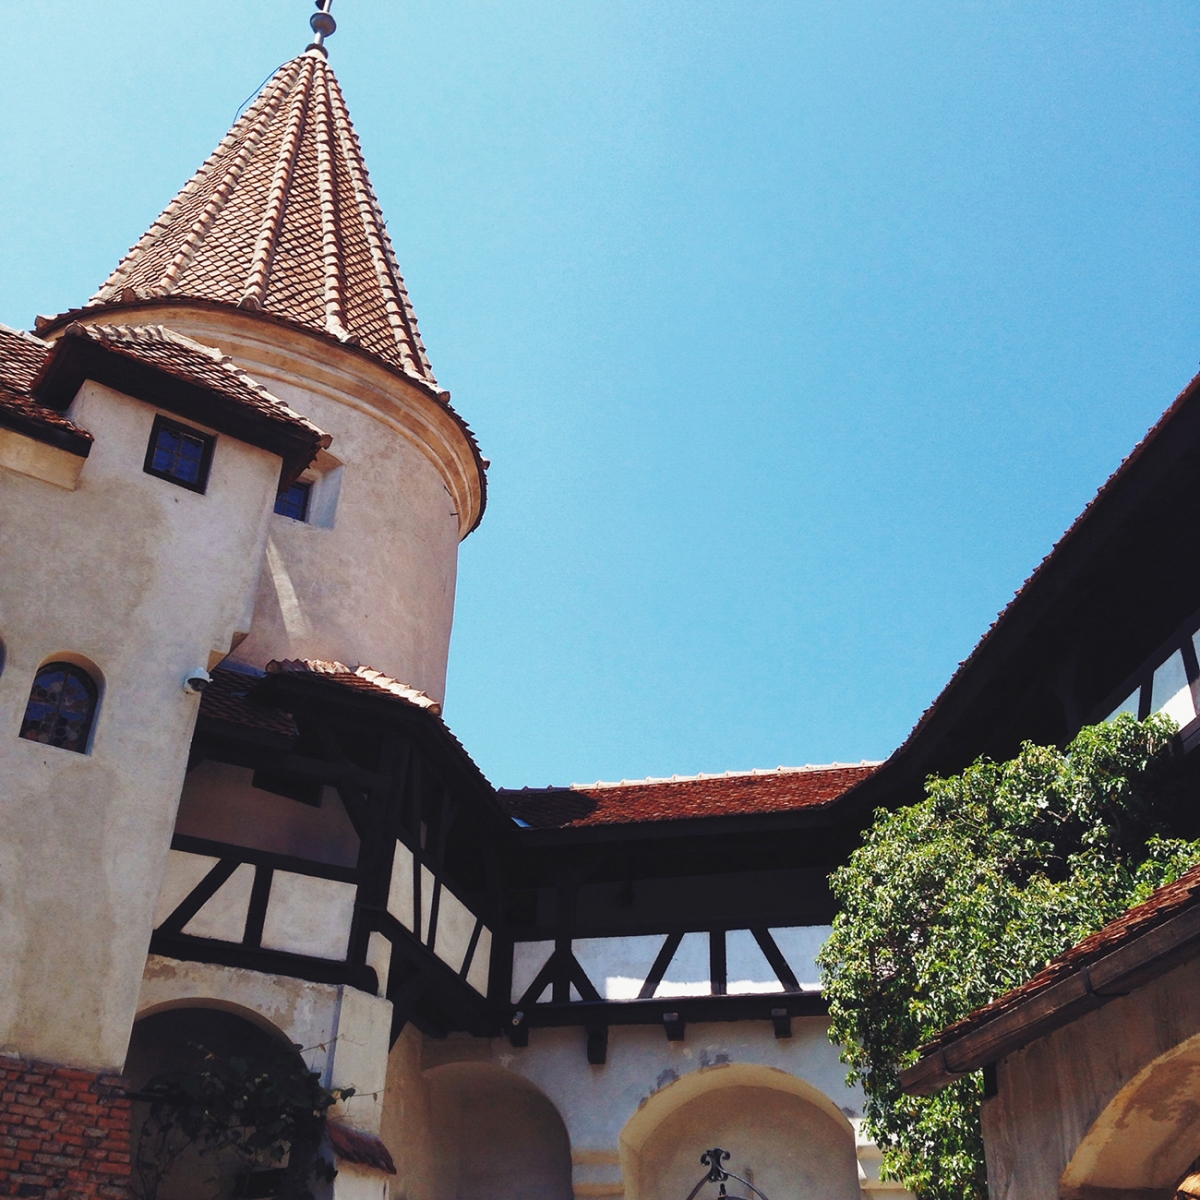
(684, 1149, 771, 1200)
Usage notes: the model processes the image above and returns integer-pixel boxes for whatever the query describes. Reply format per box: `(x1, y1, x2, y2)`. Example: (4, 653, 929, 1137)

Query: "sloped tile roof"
(266, 659, 442, 715)
(0, 324, 93, 454)
(48, 323, 328, 445)
(499, 763, 880, 828)
(87, 51, 437, 388)
(917, 862, 1200, 1058)
(197, 668, 298, 739)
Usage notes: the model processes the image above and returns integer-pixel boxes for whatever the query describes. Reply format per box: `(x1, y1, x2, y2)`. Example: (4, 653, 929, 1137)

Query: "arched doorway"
(620, 1063, 860, 1200)
(423, 1061, 573, 1200)
(125, 1005, 304, 1200)
(1061, 1029, 1200, 1197)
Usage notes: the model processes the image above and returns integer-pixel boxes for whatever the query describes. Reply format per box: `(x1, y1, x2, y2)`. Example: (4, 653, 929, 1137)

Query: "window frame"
(20, 661, 99, 754)
(143, 414, 216, 494)
(274, 478, 313, 522)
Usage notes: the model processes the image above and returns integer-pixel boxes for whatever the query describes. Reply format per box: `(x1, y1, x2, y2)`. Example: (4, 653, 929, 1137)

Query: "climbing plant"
(818, 713, 1200, 1200)
(132, 1041, 353, 1200)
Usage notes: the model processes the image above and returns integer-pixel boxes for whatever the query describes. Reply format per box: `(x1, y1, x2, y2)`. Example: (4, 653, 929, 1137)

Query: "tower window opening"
(20, 662, 98, 753)
(144, 415, 215, 493)
(274, 480, 312, 522)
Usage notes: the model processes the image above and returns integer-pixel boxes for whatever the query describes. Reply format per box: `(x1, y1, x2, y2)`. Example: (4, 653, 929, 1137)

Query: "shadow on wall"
(621, 1063, 860, 1200)
(424, 1062, 573, 1200)
(1061, 1027, 1200, 1198)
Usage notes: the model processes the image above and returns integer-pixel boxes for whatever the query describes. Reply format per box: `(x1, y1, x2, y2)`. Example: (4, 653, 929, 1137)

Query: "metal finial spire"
(308, 0, 336, 54)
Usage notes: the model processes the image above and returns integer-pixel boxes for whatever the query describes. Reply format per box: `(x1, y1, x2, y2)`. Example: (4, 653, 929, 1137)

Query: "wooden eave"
(900, 900, 1200, 1096)
(0, 401, 93, 457)
(32, 333, 325, 484)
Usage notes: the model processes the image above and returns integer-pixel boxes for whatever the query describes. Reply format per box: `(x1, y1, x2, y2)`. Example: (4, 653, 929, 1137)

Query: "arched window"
(20, 662, 98, 753)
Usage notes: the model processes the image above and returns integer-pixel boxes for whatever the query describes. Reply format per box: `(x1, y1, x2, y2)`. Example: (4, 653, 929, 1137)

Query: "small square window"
(144, 415, 215, 493)
(274, 480, 312, 522)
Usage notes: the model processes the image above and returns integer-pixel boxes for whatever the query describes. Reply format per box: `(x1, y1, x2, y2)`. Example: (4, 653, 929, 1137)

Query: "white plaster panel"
(726, 930, 784, 995)
(0, 428, 85, 490)
(325, 985, 393, 1133)
(153, 851, 220, 927)
(574, 935, 668, 1001)
(1151, 650, 1194, 726)
(387, 841, 414, 931)
(366, 931, 391, 997)
(1106, 690, 1140, 722)
(261, 871, 356, 960)
(330, 1163, 388, 1200)
(512, 941, 556, 1003)
(769, 926, 831, 991)
(433, 883, 477, 973)
(467, 926, 491, 996)
(182, 861, 255, 942)
(656, 931, 710, 998)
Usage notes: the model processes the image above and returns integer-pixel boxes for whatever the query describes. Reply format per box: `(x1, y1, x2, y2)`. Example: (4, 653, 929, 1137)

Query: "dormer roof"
(83, 51, 438, 389)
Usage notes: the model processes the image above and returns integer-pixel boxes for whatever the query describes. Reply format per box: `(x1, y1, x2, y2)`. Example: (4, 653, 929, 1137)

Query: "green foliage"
(133, 1042, 353, 1200)
(818, 714, 1200, 1200)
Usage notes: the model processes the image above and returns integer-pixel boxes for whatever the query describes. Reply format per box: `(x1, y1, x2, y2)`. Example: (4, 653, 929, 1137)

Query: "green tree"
(818, 713, 1200, 1200)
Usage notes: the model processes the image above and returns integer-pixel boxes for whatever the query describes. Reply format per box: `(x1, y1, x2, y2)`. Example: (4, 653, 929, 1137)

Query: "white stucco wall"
(71, 307, 483, 706)
(0, 380, 282, 1070)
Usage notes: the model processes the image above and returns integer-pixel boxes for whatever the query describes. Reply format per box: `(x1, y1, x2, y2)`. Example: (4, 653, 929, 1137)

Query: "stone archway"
(125, 1005, 304, 1200)
(1061, 1029, 1200, 1198)
(620, 1062, 860, 1200)
(422, 1061, 573, 1200)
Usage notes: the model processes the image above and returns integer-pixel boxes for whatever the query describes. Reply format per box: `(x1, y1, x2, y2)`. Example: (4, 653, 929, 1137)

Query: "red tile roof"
(85, 52, 437, 390)
(0, 325, 93, 455)
(46, 323, 328, 445)
(197, 668, 298, 740)
(499, 763, 880, 828)
(916, 862, 1200, 1062)
(266, 659, 442, 715)
(326, 1123, 396, 1175)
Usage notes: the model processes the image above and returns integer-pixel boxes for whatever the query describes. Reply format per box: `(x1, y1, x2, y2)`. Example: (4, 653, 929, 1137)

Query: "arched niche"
(423, 1061, 573, 1200)
(620, 1063, 860, 1200)
(125, 1005, 302, 1200)
(1061, 1028, 1200, 1197)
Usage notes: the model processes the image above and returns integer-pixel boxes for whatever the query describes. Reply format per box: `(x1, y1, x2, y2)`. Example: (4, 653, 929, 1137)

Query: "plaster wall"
(136, 956, 391, 1135)
(0, 381, 281, 1071)
(414, 1018, 880, 1200)
(981, 956, 1200, 1200)
(71, 308, 482, 705)
(174, 761, 360, 867)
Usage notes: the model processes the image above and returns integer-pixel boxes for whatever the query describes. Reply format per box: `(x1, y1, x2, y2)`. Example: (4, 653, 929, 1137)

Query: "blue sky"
(3, 2, 1198, 787)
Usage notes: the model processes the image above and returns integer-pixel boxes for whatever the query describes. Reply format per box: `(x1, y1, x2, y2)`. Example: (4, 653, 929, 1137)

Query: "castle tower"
(38, 33, 487, 705)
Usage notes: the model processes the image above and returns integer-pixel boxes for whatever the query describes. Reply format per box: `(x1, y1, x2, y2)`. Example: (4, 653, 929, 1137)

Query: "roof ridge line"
(313, 61, 351, 342)
(563, 760, 883, 791)
(241, 56, 316, 309)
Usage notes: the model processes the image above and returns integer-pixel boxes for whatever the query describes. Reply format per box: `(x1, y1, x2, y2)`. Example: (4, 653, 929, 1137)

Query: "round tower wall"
(72, 306, 483, 705)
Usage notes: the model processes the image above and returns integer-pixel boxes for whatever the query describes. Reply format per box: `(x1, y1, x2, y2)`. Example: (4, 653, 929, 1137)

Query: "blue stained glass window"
(274, 480, 311, 521)
(20, 663, 98, 753)
(144, 416, 214, 492)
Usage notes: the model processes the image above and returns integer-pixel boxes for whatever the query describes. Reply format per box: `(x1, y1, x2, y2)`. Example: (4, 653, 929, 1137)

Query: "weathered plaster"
(0, 381, 281, 1071)
(982, 956, 1200, 1200)
(0, 428, 85, 490)
(64, 306, 479, 705)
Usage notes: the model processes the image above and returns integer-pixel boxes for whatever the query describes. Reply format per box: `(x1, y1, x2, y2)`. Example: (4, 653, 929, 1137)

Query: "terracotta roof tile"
(499, 763, 880, 828)
(86, 52, 438, 389)
(197, 667, 297, 740)
(920, 862, 1200, 1055)
(0, 324, 93, 454)
(326, 1124, 396, 1175)
(266, 659, 442, 715)
(47, 322, 328, 446)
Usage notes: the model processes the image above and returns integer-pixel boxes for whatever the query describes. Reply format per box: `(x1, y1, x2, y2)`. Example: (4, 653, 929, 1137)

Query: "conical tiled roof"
(92, 51, 437, 387)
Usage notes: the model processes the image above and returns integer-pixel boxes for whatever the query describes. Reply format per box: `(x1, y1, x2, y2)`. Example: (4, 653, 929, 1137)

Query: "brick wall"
(0, 1057, 130, 1200)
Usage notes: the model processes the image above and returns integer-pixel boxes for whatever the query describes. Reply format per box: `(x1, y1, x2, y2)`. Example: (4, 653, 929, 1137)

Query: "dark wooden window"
(144, 415, 215, 493)
(20, 662, 98, 753)
(274, 480, 311, 521)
